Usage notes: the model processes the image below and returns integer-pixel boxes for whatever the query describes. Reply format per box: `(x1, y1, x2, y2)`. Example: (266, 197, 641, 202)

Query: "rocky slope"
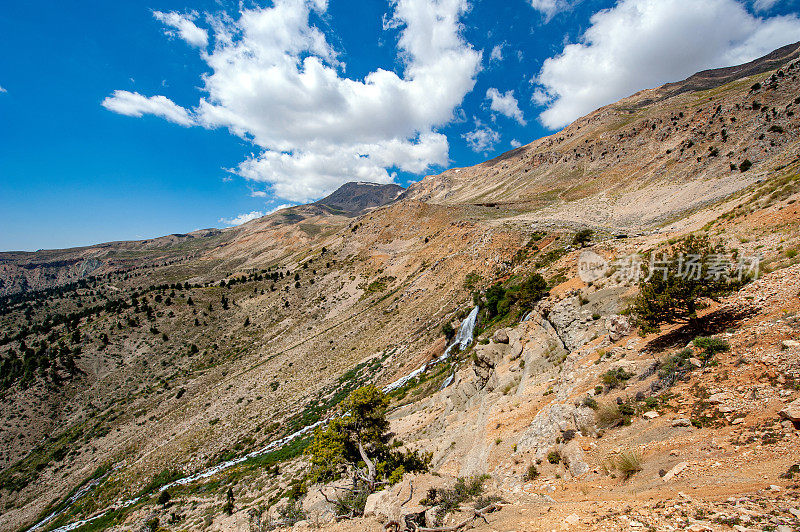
(0, 45, 799, 532)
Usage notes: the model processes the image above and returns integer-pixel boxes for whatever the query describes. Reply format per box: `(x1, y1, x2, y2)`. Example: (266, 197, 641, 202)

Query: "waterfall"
(383, 306, 479, 392)
(37, 310, 481, 532)
(441, 305, 479, 359)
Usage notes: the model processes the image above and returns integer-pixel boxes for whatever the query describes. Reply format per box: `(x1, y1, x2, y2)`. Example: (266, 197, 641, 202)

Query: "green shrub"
(601, 367, 634, 389)
(547, 451, 561, 464)
(523, 464, 540, 481)
(614, 451, 643, 479)
(692, 337, 729, 360)
(426, 475, 489, 526)
(572, 229, 594, 248)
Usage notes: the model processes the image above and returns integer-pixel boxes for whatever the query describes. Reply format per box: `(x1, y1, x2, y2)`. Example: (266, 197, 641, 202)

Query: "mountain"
(312, 181, 405, 216)
(2, 45, 800, 532)
(0, 182, 404, 297)
(406, 42, 800, 228)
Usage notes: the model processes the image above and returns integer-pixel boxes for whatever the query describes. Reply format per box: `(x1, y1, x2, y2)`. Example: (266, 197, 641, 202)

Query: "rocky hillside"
(1, 46, 799, 532)
(312, 182, 404, 216)
(406, 42, 800, 230)
(0, 182, 403, 298)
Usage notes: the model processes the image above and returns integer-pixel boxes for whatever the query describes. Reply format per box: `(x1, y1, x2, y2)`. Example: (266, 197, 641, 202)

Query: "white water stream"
(31, 308, 480, 532)
(383, 305, 478, 392)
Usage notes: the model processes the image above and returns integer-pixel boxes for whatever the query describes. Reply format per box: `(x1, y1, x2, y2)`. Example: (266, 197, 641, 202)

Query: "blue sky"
(1, 0, 798, 251)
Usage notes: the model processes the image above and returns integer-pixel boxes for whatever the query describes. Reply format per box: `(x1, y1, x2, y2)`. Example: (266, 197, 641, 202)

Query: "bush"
(279, 498, 306, 525)
(547, 451, 561, 464)
(523, 464, 540, 481)
(601, 367, 634, 389)
(582, 396, 598, 410)
(614, 451, 643, 479)
(596, 404, 625, 428)
(739, 159, 752, 172)
(157, 489, 171, 505)
(692, 337, 729, 359)
(572, 229, 594, 248)
(425, 475, 489, 526)
(334, 487, 370, 517)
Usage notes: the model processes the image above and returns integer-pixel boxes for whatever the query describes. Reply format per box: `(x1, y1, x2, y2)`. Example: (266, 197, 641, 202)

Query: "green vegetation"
(474, 273, 547, 324)
(600, 367, 634, 390)
(629, 235, 746, 333)
(305, 386, 430, 515)
(613, 451, 643, 479)
(572, 229, 594, 248)
(419, 475, 490, 526)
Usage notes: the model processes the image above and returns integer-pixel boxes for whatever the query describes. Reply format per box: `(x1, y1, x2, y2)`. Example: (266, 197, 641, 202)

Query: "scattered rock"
(707, 393, 728, 405)
(561, 440, 590, 477)
(643, 410, 659, 419)
(662, 461, 689, 482)
(781, 339, 799, 349)
(364, 490, 390, 520)
(779, 398, 800, 423)
(562, 513, 580, 529)
(606, 315, 632, 342)
(493, 329, 510, 344)
(689, 358, 703, 368)
(672, 418, 692, 427)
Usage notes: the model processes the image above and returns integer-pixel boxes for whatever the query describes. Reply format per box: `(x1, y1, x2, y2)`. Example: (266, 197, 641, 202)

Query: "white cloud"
(101, 90, 195, 126)
(153, 11, 208, 48)
(533, 0, 800, 129)
(250, 190, 268, 198)
(266, 203, 294, 214)
(490, 43, 505, 62)
(510, 139, 522, 148)
(0, 85, 6, 93)
(486, 88, 526, 125)
(219, 210, 264, 226)
(753, 0, 780, 11)
(106, 0, 480, 203)
(463, 122, 500, 152)
(528, 0, 573, 22)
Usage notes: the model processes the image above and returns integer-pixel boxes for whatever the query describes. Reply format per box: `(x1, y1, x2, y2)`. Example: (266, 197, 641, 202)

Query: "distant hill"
(313, 182, 404, 216)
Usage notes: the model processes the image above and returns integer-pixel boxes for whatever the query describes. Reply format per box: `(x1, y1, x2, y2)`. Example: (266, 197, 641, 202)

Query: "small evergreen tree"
(629, 235, 746, 333)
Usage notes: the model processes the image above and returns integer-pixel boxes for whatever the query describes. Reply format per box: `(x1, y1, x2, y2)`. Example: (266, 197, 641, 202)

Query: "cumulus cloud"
(101, 90, 195, 126)
(528, 0, 574, 21)
(105, 0, 480, 203)
(490, 43, 505, 62)
(510, 139, 522, 148)
(219, 210, 264, 226)
(0, 85, 6, 93)
(463, 122, 500, 152)
(533, 0, 800, 129)
(266, 203, 294, 214)
(753, 0, 780, 11)
(486, 88, 526, 125)
(153, 11, 208, 48)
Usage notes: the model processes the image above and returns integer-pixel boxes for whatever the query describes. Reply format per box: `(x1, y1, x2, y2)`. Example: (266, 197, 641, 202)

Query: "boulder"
(672, 418, 692, 427)
(662, 461, 688, 482)
(364, 489, 391, 521)
(517, 403, 594, 457)
(493, 329, 510, 344)
(779, 398, 800, 425)
(707, 393, 728, 405)
(606, 315, 632, 342)
(643, 411, 659, 419)
(782, 339, 800, 349)
(561, 440, 590, 477)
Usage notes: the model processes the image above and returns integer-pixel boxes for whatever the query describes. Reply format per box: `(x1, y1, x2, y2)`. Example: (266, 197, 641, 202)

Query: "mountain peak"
(313, 181, 405, 216)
